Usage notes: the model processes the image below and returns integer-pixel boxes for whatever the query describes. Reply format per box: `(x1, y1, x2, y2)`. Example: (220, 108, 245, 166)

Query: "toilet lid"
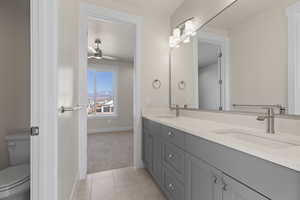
(0, 164, 30, 191)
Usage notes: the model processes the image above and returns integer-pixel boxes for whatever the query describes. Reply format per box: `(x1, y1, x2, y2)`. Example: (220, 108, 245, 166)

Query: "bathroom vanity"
(157, 0, 300, 198)
(142, 116, 300, 200)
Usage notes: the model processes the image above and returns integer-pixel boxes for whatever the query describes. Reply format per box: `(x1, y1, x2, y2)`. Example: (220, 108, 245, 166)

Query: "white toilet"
(0, 133, 30, 200)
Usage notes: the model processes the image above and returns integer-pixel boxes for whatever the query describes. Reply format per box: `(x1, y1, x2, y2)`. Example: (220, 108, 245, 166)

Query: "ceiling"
(88, 18, 136, 63)
(198, 41, 220, 67)
(96, 0, 185, 16)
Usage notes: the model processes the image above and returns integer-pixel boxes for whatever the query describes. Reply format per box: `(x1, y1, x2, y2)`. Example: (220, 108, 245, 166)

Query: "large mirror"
(170, 0, 300, 115)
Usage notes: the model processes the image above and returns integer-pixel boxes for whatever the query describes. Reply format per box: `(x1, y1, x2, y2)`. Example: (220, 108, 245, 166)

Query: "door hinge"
(219, 80, 223, 85)
(30, 127, 39, 136)
(218, 51, 223, 58)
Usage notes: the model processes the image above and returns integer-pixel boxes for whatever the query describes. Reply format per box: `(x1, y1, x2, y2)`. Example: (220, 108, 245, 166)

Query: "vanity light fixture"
(184, 20, 197, 36)
(169, 17, 198, 48)
(183, 37, 191, 43)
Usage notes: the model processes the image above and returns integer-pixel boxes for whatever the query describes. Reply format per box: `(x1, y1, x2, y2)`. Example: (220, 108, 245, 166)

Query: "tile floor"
(88, 131, 133, 174)
(75, 167, 167, 200)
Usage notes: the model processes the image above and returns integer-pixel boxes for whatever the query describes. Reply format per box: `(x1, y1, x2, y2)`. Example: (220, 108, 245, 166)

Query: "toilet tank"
(6, 133, 30, 166)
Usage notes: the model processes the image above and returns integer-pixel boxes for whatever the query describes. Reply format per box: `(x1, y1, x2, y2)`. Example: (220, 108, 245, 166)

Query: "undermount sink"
(214, 129, 299, 149)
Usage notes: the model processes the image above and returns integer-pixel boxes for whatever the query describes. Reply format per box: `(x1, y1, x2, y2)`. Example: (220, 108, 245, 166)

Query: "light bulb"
(173, 28, 181, 43)
(173, 28, 181, 38)
(183, 37, 190, 43)
(169, 36, 176, 48)
(185, 20, 195, 36)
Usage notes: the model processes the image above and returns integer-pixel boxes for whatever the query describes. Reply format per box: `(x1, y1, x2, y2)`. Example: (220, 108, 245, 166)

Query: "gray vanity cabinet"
(142, 118, 300, 200)
(185, 153, 223, 200)
(143, 119, 163, 184)
(143, 129, 154, 172)
(222, 175, 269, 200)
(153, 134, 163, 184)
(185, 153, 269, 200)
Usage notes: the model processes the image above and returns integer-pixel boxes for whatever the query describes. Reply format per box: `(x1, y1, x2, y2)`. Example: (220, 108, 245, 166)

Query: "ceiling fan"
(88, 38, 117, 61)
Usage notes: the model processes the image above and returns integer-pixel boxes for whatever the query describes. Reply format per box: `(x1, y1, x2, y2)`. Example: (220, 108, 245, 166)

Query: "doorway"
(86, 18, 135, 173)
(198, 41, 223, 110)
(197, 32, 230, 111)
(79, 4, 142, 179)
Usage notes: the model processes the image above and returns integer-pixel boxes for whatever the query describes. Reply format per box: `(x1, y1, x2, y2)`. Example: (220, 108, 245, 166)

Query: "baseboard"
(88, 126, 133, 134)
(69, 172, 80, 200)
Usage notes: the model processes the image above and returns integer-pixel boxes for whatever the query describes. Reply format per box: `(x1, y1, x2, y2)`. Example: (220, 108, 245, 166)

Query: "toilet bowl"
(0, 133, 30, 200)
(0, 164, 30, 200)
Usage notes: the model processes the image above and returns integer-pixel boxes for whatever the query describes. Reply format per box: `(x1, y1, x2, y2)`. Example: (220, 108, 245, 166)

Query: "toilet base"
(1, 190, 29, 200)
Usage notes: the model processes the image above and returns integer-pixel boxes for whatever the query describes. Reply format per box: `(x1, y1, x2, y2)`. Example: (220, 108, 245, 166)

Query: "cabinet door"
(163, 167, 185, 200)
(144, 131, 154, 173)
(222, 175, 269, 200)
(185, 153, 223, 200)
(153, 135, 162, 184)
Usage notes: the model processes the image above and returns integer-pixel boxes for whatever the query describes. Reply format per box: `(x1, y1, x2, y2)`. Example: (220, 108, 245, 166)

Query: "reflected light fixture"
(169, 17, 198, 48)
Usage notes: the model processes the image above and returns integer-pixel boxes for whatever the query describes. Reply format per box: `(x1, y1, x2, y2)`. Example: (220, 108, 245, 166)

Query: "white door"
(31, 0, 61, 199)
(57, 1, 80, 200)
(32, 0, 81, 199)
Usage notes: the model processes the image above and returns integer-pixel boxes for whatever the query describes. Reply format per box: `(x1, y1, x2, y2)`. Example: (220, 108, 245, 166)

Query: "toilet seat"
(0, 164, 30, 199)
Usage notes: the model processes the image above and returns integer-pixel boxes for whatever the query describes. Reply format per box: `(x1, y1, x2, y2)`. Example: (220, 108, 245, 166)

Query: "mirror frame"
(169, 0, 300, 119)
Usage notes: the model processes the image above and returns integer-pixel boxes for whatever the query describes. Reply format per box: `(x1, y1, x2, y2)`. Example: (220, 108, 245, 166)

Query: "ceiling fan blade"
(102, 55, 117, 60)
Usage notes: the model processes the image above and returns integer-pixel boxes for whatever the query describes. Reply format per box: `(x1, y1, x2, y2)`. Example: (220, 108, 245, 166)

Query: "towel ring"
(178, 81, 186, 90)
(152, 79, 162, 89)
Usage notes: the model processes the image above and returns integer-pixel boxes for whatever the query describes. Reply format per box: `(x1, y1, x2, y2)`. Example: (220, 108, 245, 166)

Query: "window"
(87, 68, 117, 117)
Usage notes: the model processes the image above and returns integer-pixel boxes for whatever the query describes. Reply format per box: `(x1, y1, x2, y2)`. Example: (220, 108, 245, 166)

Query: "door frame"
(78, 3, 143, 179)
(287, 1, 300, 115)
(31, 0, 58, 199)
(197, 31, 230, 110)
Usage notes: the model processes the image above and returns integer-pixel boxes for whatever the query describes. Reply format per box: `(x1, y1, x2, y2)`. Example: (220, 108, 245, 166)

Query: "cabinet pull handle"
(168, 183, 175, 191)
(168, 131, 174, 137)
(222, 183, 228, 191)
(168, 154, 175, 159)
(213, 176, 218, 184)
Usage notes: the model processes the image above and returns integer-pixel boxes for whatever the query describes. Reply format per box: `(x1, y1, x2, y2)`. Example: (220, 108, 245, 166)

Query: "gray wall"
(0, 0, 30, 170)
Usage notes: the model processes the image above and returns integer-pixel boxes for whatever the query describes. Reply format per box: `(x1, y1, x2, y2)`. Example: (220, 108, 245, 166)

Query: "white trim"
(287, 2, 300, 115)
(192, 37, 199, 108)
(88, 114, 118, 119)
(31, 0, 58, 199)
(88, 127, 133, 134)
(197, 31, 231, 110)
(79, 3, 143, 180)
(69, 172, 80, 200)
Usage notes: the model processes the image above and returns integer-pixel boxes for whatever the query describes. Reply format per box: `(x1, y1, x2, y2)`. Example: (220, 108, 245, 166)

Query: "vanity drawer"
(163, 167, 185, 200)
(162, 125, 185, 148)
(163, 142, 185, 181)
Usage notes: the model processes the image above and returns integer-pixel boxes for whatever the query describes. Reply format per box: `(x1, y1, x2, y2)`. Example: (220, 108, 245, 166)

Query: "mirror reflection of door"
(198, 41, 223, 110)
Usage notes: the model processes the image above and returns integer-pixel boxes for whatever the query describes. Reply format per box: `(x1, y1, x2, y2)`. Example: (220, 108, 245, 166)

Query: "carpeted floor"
(87, 131, 133, 174)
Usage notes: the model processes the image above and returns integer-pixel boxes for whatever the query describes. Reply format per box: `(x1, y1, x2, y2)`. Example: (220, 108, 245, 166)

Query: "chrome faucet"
(232, 104, 286, 134)
(256, 108, 275, 134)
(175, 105, 180, 117)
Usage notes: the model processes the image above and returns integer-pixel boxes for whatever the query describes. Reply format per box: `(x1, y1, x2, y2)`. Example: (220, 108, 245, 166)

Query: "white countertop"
(143, 114, 300, 172)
